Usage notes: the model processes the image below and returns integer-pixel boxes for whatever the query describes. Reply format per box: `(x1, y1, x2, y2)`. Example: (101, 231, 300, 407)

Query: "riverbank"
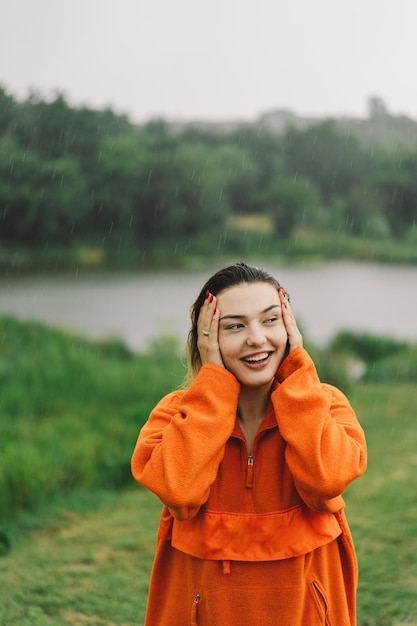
(1, 227, 417, 277)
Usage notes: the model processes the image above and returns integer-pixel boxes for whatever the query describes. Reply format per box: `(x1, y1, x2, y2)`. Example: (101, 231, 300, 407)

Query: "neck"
(237, 383, 272, 425)
(237, 384, 273, 455)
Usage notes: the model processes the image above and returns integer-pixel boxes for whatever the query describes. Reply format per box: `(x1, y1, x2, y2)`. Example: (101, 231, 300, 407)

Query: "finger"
(197, 292, 211, 328)
(279, 287, 289, 313)
(198, 292, 216, 335)
(197, 295, 224, 367)
(279, 288, 303, 349)
(209, 299, 219, 337)
(280, 292, 296, 328)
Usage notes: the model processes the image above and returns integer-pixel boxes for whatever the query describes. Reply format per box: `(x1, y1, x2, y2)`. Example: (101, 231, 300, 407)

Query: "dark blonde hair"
(185, 262, 282, 385)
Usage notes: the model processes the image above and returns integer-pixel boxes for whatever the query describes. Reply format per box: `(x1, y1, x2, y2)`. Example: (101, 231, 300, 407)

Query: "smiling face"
(216, 282, 288, 390)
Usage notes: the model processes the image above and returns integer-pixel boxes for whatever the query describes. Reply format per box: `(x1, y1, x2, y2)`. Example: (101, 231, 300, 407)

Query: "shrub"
(329, 330, 416, 382)
(0, 315, 183, 520)
(330, 331, 408, 362)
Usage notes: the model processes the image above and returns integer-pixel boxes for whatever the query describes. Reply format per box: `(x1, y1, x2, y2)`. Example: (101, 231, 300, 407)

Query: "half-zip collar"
(230, 399, 277, 443)
(230, 401, 277, 489)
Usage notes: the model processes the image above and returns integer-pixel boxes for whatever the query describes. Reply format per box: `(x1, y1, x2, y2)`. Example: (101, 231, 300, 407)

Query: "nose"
(246, 323, 266, 346)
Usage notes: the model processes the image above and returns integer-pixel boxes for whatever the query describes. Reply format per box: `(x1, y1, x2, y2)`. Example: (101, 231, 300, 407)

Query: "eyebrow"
(219, 304, 281, 322)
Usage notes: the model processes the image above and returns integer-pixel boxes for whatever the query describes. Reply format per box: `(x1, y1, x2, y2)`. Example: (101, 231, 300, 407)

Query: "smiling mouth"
(241, 352, 272, 364)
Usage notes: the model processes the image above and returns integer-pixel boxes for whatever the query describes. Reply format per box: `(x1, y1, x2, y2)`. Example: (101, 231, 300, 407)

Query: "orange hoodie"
(131, 347, 367, 626)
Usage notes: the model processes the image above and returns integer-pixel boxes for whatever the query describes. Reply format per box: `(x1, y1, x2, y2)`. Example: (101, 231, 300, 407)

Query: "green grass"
(0, 488, 160, 626)
(347, 383, 417, 626)
(1, 317, 417, 625)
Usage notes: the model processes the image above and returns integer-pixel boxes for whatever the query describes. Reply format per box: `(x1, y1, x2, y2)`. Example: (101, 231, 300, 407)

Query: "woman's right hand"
(197, 291, 224, 368)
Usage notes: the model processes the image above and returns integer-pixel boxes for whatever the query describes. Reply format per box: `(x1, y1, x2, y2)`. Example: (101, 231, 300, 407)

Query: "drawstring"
(222, 560, 231, 574)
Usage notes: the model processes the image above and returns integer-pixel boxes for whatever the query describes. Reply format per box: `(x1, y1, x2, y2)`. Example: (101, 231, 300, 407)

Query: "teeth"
(244, 353, 269, 362)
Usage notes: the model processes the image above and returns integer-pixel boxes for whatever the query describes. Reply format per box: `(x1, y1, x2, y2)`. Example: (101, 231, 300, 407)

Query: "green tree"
(226, 126, 285, 213)
(13, 92, 130, 166)
(261, 177, 322, 237)
(336, 184, 390, 237)
(89, 130, 151, 241)
(0, 87, 16, 136)
(0, 137, 87, 246)
(372, 150, 417, 238)
(133, 124, 231, 247)
(282, 120, 367, 203)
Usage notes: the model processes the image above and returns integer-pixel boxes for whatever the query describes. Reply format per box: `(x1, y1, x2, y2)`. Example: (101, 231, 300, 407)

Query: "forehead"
(216, 282, 279, 312)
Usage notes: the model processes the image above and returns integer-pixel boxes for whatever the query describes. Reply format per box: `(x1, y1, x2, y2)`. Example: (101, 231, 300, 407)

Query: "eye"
(226, 323, 244, 330)
(264, 316, 279, 324)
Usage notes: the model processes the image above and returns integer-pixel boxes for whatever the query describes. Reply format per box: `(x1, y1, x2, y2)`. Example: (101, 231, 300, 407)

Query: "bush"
(330, 331, 408, 362)
(0, 316, 183, 520)
(329, 330, 416, 382)
(364, 344, 417, 382)
(303, 338, 353, 393)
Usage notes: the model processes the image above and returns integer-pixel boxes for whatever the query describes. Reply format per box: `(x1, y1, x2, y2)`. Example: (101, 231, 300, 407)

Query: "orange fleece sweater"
(131, 347, 367, 626)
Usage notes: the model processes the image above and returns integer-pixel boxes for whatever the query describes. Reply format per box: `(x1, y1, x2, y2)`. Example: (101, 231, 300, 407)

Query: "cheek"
(270, 324, 287, 343)
(218, 335, 236, 362)
(217, 335, 228, 356)
(279, 326, 289, 342)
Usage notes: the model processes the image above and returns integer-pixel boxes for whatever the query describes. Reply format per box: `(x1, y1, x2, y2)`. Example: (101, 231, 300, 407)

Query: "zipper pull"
(246, 455, 254, 488)
(191, 593, 201, 625)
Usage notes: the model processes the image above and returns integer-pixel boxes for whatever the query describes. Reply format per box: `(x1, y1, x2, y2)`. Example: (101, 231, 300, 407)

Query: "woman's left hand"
(279, 288, 303, 352)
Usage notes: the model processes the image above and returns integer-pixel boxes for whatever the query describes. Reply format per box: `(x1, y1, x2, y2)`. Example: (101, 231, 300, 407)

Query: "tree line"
(0, 86, 416, 257)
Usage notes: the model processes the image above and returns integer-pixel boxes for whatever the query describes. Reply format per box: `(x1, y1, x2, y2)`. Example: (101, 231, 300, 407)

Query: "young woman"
(131, 262, 367, 625)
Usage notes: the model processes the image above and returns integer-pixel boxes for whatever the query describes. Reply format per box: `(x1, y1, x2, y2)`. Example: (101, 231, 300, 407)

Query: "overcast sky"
(2, 0, 416, 124)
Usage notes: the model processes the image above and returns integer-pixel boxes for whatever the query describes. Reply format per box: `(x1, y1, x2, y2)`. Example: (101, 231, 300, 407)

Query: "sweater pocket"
(189, 582, 333, 626)
(309, 580, 333, 626)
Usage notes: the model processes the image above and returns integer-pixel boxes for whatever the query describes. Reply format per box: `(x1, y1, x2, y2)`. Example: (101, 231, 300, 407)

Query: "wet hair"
(184, 262, 282, 385)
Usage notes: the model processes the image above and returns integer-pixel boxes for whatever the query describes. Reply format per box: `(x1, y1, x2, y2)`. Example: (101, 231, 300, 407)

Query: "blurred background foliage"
(1, 87, 417, 269)
(0, 315, 185, 520)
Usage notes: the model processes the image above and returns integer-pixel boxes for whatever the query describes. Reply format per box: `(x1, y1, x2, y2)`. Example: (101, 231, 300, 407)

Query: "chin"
(239, 371, 277, 389)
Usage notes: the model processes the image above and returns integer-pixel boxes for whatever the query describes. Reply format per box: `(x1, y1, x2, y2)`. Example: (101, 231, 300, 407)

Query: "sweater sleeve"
(272, 347, 367, 513)
(131, 364, 240, 520)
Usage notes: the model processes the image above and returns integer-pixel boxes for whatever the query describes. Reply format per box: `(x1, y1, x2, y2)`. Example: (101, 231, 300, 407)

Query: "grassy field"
(348, 383, 417, 626)
(1, 317, 417, 625)
(0, 489, 159, 626)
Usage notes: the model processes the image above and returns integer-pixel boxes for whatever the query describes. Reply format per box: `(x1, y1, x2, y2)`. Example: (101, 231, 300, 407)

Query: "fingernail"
(281, 287, 286, 298)
(209, 294, 214, 303)
(283, 301, 287, 309)
(205, 291, 210, 300)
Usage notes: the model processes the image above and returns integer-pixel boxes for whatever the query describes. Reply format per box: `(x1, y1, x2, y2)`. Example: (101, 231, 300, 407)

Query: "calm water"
(0, 262, 416, 351)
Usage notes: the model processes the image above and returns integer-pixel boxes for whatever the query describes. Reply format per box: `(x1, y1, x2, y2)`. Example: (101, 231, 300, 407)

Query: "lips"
(241, 352, 272, 364)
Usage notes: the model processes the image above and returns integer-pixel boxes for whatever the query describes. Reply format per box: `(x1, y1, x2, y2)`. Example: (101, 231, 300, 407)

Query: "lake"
(0, 262, 416, 351)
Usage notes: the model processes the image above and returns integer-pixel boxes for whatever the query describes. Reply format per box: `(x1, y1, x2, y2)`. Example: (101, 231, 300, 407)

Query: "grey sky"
(2, 0, 416, 124)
